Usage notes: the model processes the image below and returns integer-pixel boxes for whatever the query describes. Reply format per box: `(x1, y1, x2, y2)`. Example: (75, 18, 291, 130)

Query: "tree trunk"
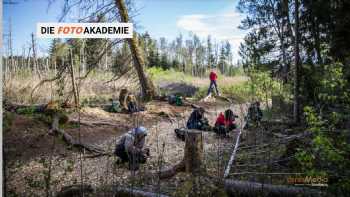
(293, 0, 301, 124)
(115, 0, 156, 101)
(69, 49, 79, 107)
(184, 129, 204, 174)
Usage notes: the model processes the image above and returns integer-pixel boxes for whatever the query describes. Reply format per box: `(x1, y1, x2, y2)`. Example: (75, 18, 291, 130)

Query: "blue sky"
(3, 0, 246, 61)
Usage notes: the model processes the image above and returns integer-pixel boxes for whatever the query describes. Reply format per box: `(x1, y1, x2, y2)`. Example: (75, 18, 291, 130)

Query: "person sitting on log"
(168, 94, 183, 106)
(119, 88, 129, 111)
(214, 109, 238, 136)
(126, 94, 138, 113)
(186, 107, 211, 131)
(244, 101, 263, 129)
(114, 126, 150, 171)
(107, 99, 122, 113)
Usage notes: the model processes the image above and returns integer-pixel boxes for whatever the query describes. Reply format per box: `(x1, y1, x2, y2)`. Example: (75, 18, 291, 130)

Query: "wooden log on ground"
(51, 114, 105, 154)
(184, 129, 204, 174)
(113, 187, 170, 197)
(149, 161, 185, 179)
(224, 179, 321, 197)
(56, 185, 170, 197)
(56, 184, 94, 197)
(69, 119, 121, 127)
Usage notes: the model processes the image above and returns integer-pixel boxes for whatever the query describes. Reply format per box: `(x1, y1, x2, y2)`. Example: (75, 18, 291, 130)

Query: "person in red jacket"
(214, 109, 238, 136)
(207, 69, 219, 96)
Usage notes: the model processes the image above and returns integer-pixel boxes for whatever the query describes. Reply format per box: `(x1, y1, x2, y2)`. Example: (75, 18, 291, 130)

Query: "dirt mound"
(159, 82, 199, 97)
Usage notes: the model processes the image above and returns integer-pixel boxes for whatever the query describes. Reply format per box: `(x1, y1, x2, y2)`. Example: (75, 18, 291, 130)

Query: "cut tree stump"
(184, 129, 204, 174)
(150, 129, 204, 179)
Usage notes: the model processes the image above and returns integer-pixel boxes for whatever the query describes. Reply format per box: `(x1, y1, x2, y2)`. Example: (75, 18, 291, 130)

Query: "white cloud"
(176, 11, 246, 63)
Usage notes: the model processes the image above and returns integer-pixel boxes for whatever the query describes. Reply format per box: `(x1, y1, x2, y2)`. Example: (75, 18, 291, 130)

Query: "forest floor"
(4, 76, 300, 196)
(5, 96, 251, 196)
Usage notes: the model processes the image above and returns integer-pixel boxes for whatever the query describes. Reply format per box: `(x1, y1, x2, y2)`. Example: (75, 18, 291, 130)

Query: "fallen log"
(56, 185, 170, 197)
(56, 184, 94, 197)
(113, 187, 170, 197)
(224, 179, 321, 197)
(69, 119, 121, 127)
(50, 114, 105, 154)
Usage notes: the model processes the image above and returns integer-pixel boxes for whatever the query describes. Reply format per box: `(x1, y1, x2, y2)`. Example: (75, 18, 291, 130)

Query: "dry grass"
(4, 68, 247, 105)
(3, 69, 139, 105)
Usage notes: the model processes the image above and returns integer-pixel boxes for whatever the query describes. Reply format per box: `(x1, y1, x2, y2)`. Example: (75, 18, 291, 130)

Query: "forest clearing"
(3, 0, 350, 196)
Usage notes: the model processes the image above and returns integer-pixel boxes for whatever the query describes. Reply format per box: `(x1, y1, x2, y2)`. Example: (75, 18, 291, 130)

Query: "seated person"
(244, 101, 263, 129)
(107, 99, 122, 113)
(126, 94, 138, 113)
(114, 126, 150, 171)
(186, 107, 211, 131)
(214, 109, 238, 136)
(168, 94, 183, 106)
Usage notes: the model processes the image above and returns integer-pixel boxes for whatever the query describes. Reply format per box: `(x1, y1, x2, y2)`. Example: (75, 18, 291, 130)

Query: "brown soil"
(4, 100, 245, 196)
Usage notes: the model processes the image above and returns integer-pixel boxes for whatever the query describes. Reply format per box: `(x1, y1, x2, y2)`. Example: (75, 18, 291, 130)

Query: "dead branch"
(78, 39, 124, 80)
(30, 67, 66, 102)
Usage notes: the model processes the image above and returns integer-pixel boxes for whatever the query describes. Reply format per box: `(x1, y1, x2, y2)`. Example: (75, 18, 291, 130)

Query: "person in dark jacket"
(186, 107, 211, 131)
(244, 101, 263, 129)
(214, 109, 238, 136)
(207, 69, 219, 96)
(114, 126, 150, 170)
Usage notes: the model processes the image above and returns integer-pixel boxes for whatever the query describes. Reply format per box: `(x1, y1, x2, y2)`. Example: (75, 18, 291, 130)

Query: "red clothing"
(215, 112, 234, 127)
(209, 71, 217, 81)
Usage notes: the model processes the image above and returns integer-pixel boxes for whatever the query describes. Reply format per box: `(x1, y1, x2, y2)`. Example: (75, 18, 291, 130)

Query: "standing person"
(214, 109, 238, 136)
(114, 126, 150, 170)
(207, 69, 220, 96)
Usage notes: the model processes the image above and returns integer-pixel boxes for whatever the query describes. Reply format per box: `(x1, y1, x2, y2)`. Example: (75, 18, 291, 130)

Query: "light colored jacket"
(116, 129, 145, 154)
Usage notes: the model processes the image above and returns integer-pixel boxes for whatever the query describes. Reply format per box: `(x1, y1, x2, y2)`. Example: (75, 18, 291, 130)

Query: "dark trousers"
(214, 124, 236, 136)
(127, 102, 138, 113)
(207, 80, 219, 95)
(115, 144, 146, 170)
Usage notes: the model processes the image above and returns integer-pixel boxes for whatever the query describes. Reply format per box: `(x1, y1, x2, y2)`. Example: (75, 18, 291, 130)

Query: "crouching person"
(114, 126, 150, 171)
(214, 109, 238, 137)
(186, 107, 212, 131)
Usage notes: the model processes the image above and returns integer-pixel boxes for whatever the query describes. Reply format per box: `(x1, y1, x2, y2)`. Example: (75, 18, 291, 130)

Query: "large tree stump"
(184, 130, 204, 174)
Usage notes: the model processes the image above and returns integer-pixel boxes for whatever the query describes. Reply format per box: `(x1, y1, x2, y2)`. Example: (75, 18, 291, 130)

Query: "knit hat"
(134, 126, 148, 136)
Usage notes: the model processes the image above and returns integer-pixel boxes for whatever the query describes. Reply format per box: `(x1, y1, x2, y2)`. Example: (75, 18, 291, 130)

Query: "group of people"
(113, 69, 263, 171)
(185, 107, 238, 136)
(108, 88, 141, 114)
